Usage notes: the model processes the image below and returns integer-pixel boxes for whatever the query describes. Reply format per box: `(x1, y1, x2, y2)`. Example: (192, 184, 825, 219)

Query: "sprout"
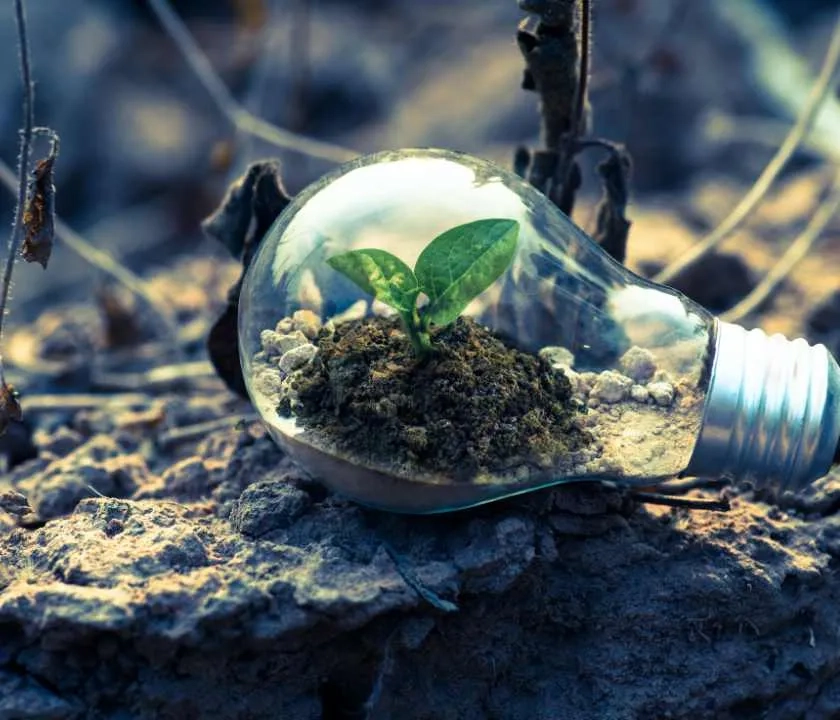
(326, 218, 520, 358)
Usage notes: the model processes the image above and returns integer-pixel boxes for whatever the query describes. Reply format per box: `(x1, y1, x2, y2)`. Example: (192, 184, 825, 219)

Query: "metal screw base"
(684, 321, 840, 493)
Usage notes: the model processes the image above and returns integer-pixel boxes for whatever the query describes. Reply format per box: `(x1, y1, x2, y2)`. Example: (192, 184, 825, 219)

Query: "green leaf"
(415, 218, 519, 328)
(326, 249, 420, 313)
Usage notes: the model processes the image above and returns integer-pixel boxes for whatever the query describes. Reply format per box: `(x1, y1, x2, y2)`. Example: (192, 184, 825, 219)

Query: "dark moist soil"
(281, 315, 590, 481)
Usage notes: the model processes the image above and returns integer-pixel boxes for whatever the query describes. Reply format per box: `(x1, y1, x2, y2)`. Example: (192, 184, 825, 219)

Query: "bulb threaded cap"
(685, 321, 840, 493)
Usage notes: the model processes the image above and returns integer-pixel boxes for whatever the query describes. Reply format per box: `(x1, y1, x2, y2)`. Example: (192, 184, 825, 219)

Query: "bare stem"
(721, 168, 840, 323)
(654, 9, 840, 285)
(0, 0, 34, 386)
(570, 0, 590, 140)
(146, 0, 358, 164)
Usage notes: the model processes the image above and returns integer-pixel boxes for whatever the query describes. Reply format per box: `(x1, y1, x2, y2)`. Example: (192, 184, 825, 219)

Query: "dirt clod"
(288, 315, 590, 480)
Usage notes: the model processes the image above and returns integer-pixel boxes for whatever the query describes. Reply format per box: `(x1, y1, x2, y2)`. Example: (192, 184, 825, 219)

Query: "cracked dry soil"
(1, 256, 840, 720)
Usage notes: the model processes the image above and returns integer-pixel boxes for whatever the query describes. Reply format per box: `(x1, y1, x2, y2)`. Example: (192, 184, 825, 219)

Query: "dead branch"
(630, 491, 731, 513)
(146, 0, 358, 164)
(92, 360, 218, 392)
(0, 0, 35, 386)
(721, 168, 840, 323)
(20, 393, 152, 412)
(516, 0, 632, 264)
(655, 9, 840, 286)
(0, 0, 35, 433)
(156, 415, 259, 449)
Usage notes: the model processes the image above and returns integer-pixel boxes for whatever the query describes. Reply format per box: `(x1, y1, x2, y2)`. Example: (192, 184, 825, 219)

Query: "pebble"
(539, 346, 575, 370)
(630, 384, 650, 403)
(590, 370, 633, 403)
(648, 382, 675, 407)
(275, 318, 295, 334)
(619, 346, 657, 383)
(279, 344, 318, 373)
(292, 310, 322, 340)
(261, 330, 309, 357)
(253, 366, 283, 400)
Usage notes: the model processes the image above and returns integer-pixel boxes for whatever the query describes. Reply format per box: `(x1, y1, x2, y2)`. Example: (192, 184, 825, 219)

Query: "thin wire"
(720, 168, 840, 323)
(146, 0, 359, 164)
(654, 10, 840, 285)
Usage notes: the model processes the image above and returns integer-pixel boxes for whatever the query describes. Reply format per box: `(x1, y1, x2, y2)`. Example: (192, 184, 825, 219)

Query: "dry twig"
(655, 10, 840, 285)
(21, 393, 152, 413)
(92, 360, 217, 392)
(721, 169, 840, 323)
(0, 0, 35, 432)
(516, 0, 632, 264)
(146, 0, 358, 164)
(156, 414, 259, 449)
(631, 491, 731, 513)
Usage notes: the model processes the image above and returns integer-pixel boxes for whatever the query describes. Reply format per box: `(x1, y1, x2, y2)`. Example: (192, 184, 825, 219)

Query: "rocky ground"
(2, 0, 840, 718)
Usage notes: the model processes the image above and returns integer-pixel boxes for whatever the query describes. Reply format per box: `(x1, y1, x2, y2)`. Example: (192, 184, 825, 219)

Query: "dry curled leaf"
(0, 490, 32, 518)
(204, 161, 291, 397)
(21, 136, 59, 269)
(0, 382, 22, 435)
(96, 284, 145, 349)
(592, 148, 632, 265)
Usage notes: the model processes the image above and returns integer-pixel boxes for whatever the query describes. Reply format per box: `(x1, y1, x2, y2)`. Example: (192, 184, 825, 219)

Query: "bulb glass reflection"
(239, 148, 715, 512)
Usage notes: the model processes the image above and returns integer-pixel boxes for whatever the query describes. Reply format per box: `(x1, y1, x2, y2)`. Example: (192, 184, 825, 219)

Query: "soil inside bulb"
(250, 308, 706, 507)
(277, 315, 591, 482)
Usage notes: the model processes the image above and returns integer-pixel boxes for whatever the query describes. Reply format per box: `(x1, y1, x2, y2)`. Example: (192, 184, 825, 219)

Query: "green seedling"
(327, 218, 520, 358)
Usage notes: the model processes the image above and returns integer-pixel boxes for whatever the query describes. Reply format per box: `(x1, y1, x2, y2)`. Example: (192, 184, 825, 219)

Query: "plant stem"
(400, 309, 433, 359)
(0, 0, 34, 386)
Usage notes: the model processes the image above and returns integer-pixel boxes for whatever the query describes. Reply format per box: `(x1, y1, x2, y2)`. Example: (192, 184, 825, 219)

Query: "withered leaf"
(96, 284, 145, 349)
(21, 140, 58, 270)
(204, 161, 291, 396)
(0, 490, 32, 518)
(0, 382, 22, 436)
(592, 148, 632, 265)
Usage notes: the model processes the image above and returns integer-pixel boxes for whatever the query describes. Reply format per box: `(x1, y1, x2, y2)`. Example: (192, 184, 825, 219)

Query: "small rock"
(590, 371, 632, 403)
(292, 310, 322, 340)
(275, 317, 295, 334)
(648, 382, 675, 407)
(160, 458, 215, 501)
(261, 329, 309, 357)
(652, 370, 673, 384)
(229, 478, 311, 537)
(278, 344, 318, 373)
(619, 346, 657, 383)
(630, 384, 650, 403)
(36, 427, 85, 457)
(539, 346, 575, 370)
(18, 437, 152, 520)
(260, 330, 281, 356)
(253, 366, 283, 399)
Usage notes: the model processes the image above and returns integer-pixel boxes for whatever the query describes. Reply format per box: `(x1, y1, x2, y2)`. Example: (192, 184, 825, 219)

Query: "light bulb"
(238, 148, 840, 513)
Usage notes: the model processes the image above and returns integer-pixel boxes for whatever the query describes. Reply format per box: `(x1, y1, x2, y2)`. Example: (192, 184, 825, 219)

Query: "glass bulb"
(239, 148, 840, 513)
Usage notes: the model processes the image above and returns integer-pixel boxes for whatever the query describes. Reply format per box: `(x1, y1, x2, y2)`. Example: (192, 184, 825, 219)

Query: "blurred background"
(0, 0, 837, 345)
